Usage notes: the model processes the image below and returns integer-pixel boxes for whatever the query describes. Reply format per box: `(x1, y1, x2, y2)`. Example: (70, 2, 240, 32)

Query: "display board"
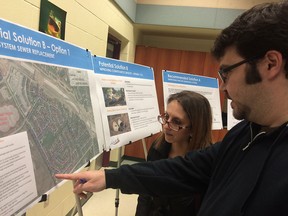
(227, 99, 242, 130)
(92, 56, 162, 150)
(0, 18, 102, 215)
(0, 132, 37, 216)
(163, 70, 223, 130)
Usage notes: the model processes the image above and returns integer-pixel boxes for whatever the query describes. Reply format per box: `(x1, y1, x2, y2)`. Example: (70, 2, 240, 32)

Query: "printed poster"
(0, 132, 37, 216)
(163, 70, 223, 130)
(0, 18, 103, 213)
(92, 56, 162, 150)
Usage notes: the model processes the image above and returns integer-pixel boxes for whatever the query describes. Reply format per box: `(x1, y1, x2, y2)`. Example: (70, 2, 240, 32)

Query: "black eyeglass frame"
(218, 56, 262, 83)
(157, 114, 191, 132)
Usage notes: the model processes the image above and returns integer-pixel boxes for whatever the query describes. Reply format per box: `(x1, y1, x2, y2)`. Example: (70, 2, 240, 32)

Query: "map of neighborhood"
(0, 57, 99, 196)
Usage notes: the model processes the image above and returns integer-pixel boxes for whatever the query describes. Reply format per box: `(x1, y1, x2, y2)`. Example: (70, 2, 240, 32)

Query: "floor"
(75, 159, 139, 216)
(76, 188, 138, 216)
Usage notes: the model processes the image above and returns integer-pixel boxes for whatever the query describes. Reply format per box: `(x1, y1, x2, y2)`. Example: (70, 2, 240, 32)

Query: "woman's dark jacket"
(135, 140, 202, 216)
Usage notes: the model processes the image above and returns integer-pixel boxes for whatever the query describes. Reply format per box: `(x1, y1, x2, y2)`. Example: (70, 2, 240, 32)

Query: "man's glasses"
(218, 56, 261, 83)
(157, 114, 190, 132)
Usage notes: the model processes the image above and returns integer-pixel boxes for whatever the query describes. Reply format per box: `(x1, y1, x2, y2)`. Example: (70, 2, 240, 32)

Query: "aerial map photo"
(0, 57, 100, 196)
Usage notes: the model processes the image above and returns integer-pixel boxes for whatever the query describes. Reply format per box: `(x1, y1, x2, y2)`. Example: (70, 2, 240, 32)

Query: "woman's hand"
(55, 170, 106, 198)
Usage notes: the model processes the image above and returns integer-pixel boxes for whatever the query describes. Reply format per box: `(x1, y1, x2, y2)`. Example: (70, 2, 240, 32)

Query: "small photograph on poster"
(102, 87, 126, 107)
(39, 0, 66, 40)
(107, 113, 131, 136)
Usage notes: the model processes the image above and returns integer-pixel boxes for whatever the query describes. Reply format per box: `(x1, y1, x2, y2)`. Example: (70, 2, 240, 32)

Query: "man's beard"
(232, 62, 261, 120)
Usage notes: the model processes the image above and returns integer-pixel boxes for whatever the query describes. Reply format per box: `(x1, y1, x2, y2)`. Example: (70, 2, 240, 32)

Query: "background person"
(136, 90, 212, 216)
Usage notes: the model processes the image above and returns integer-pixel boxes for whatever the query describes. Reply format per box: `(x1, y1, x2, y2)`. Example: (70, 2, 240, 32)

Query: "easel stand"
(115, 146, 122, 216)
(72, 160, 92, 216)
(141, 138, 148, 160)
(114, 138, 148, 216)
(73, 181, 84, 216)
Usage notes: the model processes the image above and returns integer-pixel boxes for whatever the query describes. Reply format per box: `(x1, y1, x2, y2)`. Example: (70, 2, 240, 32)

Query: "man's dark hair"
(212, 1, 288, 76)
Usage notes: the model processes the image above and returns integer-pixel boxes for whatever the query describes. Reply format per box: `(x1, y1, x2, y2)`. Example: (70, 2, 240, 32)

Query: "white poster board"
(227, 99, 242, 130)
(0, 132, 37, 216)
(163, 70, 223, 130)
(0, 18, 103, 213)
(93, 56, 162, 150)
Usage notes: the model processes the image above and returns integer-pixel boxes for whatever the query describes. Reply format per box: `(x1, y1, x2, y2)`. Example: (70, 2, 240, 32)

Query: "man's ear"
(264, 50, 283, 79)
